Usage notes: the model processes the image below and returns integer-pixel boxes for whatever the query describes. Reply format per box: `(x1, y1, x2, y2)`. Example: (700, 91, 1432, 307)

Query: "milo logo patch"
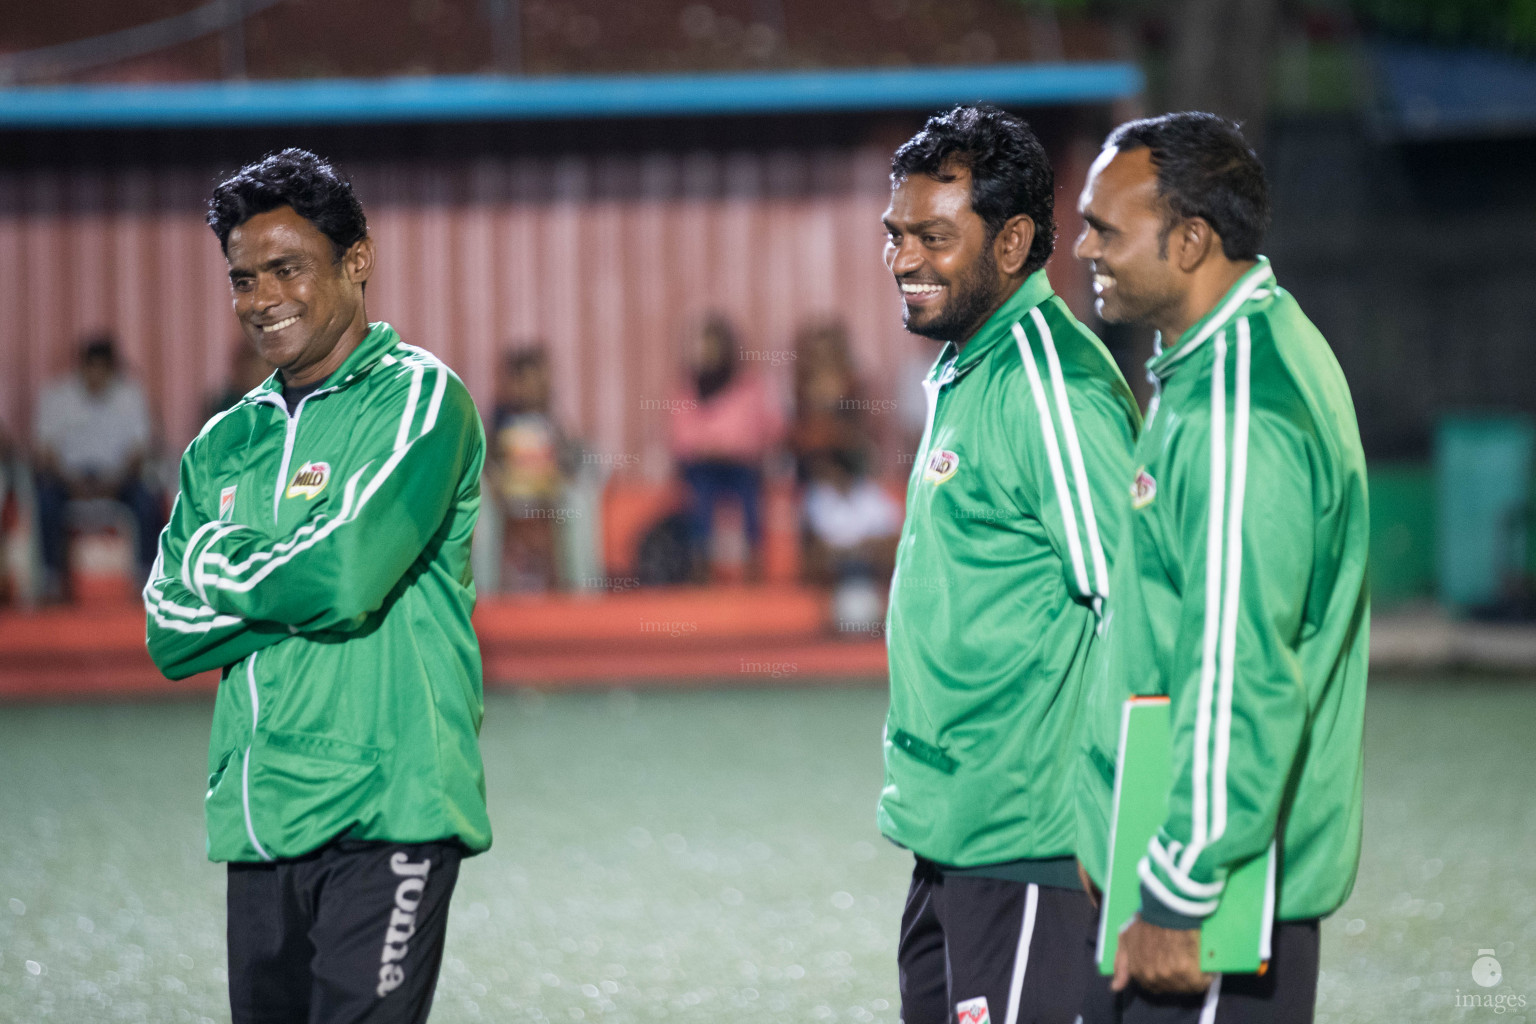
(924, 449, 960, 485)
(1131, 467, 1157, 509)
(285, 461, 331, 500)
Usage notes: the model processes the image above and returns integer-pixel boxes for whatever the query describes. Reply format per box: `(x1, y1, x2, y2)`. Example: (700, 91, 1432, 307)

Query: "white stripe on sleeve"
(1139, 857, 1220, 917)
(1212, 318, 1252, 846)
(1182, 327, 1228, 878)
(1012, 321, 1090, 600)
(1030, 306, 1110, 609)
(194, 362, 441, 595)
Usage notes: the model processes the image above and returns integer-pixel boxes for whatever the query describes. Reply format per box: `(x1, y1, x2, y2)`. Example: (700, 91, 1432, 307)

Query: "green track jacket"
(879, 271, 1141, 879)
(1076, 259, 1369, 927)
(144, 323, 493, 863)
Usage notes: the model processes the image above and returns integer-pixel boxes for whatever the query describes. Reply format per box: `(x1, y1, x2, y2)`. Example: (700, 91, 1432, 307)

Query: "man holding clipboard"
(877, 106, 1142, 1024)
(1072, 113, 1370, 1023)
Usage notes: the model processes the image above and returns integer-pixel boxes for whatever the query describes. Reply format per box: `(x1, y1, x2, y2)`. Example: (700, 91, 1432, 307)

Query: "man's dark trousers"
(227, 840, 463, 1024)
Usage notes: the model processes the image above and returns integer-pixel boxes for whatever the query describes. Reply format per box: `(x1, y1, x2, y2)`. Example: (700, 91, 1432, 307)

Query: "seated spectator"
(32, 335, 164, 600)
(487, 346, 572, 591)
(802, 448, 901, 633)
(205, 336, 274, 420)
(667, 315, 785, 583)
(801, 449, 901, 585)
(0, 421, 28, 606)
(789, 320, 871, 485)
(788, 321, 901, 630)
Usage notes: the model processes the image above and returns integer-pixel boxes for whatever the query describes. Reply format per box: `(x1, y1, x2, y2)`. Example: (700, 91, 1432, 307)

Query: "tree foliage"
(1007, 0, 1536, 51)
(1353, 0, 1536, 50)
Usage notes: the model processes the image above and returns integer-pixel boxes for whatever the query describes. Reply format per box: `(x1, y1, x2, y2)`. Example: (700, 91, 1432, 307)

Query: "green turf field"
(0, 679, 1531, 1022)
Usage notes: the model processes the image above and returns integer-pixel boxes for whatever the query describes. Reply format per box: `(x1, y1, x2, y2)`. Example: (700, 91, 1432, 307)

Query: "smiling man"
(143, 149, 491, 1024)
(1073, 113, 1369, 1024)
(877, 106, 1141, 1024)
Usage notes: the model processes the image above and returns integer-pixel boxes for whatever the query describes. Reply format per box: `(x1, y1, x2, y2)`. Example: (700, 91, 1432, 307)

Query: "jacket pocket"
(264, 730, 384, 765)
(890, 729, 960, 775)
(1087, 741, 1116, 788)
(207, 747, 236, 793)
(248, 732, 387, 855)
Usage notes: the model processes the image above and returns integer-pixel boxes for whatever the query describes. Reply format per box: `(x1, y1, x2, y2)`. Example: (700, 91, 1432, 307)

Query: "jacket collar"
(1147, 258, 1275, 383)
(928, 270, 1056, 386)
(251, 321, 400, 399)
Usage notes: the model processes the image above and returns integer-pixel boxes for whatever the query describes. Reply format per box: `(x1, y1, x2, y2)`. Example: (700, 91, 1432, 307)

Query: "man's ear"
(1170, 217, 1219, 274)
(994, 213, 1036, 277)
(344, 236, 376, 285)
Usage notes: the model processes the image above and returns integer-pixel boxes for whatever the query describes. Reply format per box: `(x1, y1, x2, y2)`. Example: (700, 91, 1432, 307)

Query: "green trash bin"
(1435, 414, 1536, 610)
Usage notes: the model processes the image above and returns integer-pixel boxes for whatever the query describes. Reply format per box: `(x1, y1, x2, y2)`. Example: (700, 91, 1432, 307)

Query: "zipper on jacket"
(889, 372, 944, 608)
(261, 388, 337, 522)
(916, 374, 942, 469)
(908, 358, 954, 485)
(241, 651, 274, 862)
(1144, 374, 1163, 433)
(886, 361, 952, 667)
(239, 387, 336, 859)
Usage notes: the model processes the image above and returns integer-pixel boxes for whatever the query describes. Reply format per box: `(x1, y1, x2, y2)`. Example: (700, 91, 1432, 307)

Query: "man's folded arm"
(185, 367, 478, 632)
(144, 457, 290, 679)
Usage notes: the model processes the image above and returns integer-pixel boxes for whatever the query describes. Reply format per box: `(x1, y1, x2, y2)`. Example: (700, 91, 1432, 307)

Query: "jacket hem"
(933, 855, 1082, 890)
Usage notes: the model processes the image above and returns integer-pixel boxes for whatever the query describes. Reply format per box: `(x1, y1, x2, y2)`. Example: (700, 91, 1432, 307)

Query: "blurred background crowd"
(3, 0, 1536, 629)
(0, 311, 912, 625)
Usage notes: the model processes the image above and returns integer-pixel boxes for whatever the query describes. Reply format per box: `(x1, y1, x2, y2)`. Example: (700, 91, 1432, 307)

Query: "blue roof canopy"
(1372, 42, 1536, 139)
(0, 63, 1141, 129)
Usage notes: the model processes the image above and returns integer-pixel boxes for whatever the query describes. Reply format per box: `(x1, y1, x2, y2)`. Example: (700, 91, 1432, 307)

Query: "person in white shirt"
(802, 449, 902, 632)
(32, 335, 164, 599)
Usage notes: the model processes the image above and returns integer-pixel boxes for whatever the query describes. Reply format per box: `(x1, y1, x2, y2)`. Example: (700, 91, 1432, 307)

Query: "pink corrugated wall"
(0, 146, 1092, 476)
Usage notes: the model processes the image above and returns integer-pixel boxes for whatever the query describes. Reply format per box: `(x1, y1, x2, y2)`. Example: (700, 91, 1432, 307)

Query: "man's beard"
(1092, 257, 1182, 329)
(903, 245, 1004, 343)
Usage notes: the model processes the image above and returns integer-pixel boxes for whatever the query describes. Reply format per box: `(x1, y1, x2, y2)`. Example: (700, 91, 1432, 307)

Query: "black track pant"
(227, 840, 463, 1024)
(899, 857, 1096, 1024)
(1080, 917, 1320, 1024)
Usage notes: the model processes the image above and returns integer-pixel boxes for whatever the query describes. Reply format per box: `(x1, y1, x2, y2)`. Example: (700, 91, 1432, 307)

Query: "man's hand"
(1112, 915, 1211, 994)
(1076, 859, 1101, 911)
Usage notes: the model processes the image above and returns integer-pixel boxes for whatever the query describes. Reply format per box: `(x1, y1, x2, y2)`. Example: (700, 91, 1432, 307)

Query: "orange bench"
(601, 475, 801, 583)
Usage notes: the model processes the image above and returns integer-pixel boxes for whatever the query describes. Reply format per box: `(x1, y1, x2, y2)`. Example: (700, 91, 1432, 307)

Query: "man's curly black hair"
(207, 148, 367, 259)
(890, 105, 1055, 276)
(1106, 112, 1270, 261)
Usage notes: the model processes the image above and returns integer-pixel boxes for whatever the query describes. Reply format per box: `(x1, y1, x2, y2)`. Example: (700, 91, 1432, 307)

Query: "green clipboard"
(1096, 695, 1276, 975)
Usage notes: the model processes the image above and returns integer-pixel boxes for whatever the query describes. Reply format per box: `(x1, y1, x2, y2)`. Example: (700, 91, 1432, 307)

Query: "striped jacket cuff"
(186, 521, 257, 605)
(1137, 844, 1221, 925)
(1138, 881, 1203, 930)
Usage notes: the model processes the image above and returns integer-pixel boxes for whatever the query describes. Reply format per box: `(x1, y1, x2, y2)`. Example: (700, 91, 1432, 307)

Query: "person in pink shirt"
(667, 315, 785, 581)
